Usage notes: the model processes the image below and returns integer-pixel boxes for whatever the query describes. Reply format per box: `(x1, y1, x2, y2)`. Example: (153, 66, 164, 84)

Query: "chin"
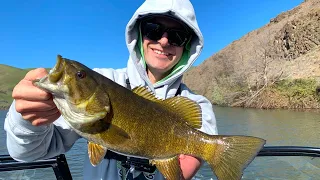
(149, 65, 169, 73)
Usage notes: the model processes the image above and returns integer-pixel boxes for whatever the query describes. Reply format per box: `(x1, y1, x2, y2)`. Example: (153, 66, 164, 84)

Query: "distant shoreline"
(0, 106, 9, 111)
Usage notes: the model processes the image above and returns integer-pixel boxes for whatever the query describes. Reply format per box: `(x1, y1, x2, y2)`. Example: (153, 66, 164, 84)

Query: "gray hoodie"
(4, 0, 217, 179)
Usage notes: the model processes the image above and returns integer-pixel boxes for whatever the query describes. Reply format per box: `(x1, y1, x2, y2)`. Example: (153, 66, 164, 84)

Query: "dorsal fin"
(132, 86, 161, 102)
(132, 86, 202, 129)
(163, 96, 202, 129)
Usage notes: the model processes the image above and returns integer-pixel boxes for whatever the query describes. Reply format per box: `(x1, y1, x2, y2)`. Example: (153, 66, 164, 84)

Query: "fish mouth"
(33, 55, 69, 95)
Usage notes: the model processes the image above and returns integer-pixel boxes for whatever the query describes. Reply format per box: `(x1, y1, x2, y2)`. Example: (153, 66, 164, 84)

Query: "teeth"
(153, 49, 169, 56)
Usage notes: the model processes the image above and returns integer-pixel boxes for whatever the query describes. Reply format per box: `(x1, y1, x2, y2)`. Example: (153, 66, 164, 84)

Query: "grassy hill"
(0, 64, 29, 109)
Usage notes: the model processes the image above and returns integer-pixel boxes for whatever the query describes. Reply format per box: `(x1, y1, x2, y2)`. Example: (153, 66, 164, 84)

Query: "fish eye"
(76, 70, 86, 79)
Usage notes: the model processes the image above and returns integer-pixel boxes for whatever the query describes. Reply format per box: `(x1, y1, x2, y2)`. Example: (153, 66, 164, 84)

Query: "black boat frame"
(0, 154, 72, 180)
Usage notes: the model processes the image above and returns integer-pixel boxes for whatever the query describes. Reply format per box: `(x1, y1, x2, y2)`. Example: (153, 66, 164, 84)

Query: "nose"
(158, 32, 170, 47)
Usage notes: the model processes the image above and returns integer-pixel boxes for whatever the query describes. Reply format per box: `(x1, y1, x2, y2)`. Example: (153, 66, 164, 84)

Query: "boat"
(1, 146, 320, 180)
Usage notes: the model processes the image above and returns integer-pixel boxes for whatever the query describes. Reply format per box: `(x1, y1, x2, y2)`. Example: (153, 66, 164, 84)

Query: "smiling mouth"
(152, 48, 172, 56)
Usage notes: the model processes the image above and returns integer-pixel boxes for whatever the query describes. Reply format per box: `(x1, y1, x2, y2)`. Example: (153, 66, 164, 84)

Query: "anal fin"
(150, 156, 181, 180)
(88, 141, 107, 166)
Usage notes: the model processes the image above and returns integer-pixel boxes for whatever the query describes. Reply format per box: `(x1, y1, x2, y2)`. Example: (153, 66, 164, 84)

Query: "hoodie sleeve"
(4, 101, 80, 161)
(180, 84, 218, 135)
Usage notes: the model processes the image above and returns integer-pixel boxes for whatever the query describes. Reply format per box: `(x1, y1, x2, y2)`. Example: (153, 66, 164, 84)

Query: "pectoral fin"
(88, 141, 107, 166)
(150, 156, 181, 180)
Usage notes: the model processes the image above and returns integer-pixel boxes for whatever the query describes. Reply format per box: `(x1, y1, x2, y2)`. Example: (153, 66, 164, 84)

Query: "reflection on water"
(0, 169, 56, 180)
(65, 138, 87, 180)
(214, 106, 320, 147)
(245, 156, 320, 180)
(1, 106, 320, 179)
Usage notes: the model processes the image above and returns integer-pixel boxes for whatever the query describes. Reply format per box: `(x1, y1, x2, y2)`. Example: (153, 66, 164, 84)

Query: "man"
(4, 0, 217, 179)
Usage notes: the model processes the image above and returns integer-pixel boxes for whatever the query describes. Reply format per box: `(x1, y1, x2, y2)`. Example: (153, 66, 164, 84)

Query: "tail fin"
(204, 136, 265, 180)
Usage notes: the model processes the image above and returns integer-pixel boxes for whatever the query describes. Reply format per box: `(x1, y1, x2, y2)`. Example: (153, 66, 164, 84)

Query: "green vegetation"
(274, 79, 318, 98)
(0, 64, 29, 109)
(271, 78, 320, 108)
(213, 77, 320, 109)
(211, 86, 226, 106)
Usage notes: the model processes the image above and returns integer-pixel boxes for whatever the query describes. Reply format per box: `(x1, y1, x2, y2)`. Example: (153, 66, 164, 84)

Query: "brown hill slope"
(183, 0, 320, 109)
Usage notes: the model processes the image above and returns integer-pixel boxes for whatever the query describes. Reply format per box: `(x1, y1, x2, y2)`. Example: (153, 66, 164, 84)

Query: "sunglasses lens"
(142, 22, 190, 47)
(142, 23, 163, 41)
(168, 30, 189, 47)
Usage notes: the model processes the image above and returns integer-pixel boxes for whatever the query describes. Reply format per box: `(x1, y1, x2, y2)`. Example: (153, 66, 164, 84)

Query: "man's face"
(142, 16, 186, 77)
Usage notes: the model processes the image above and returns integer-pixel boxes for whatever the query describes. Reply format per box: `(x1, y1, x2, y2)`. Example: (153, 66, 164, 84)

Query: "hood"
(125, 0, 204, 91)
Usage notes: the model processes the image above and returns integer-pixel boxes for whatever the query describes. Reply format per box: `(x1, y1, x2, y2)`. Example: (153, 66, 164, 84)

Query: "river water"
(1, 106, 320, 179)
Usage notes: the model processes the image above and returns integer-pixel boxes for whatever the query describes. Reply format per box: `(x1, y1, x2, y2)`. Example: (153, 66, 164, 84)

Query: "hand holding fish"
(12, 68, 61, 126)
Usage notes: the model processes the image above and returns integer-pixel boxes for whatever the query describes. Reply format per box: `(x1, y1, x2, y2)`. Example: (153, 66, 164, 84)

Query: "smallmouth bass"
(33, 55, 266, 180)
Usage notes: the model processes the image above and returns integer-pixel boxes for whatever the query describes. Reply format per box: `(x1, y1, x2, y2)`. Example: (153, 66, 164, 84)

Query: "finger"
(15, 99, 57, 113)
(21, 108, 60, 121)
(24, 68, 48, 81)
(12, 80, 52, 100)
(179, 154, 186, 159)
(31, 111, 61, 126)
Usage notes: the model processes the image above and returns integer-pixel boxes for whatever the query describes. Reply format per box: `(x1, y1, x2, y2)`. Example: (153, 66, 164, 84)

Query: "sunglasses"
(141, 22, 191, 47)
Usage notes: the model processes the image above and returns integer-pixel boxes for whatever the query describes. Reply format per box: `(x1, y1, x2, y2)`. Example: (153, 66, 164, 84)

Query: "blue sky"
(1, 0, 303, 69)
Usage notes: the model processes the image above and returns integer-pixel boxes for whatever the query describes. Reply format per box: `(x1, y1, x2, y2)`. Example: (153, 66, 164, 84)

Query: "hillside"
(183, 0, 320, 109)
(0, 65, 29, 109)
